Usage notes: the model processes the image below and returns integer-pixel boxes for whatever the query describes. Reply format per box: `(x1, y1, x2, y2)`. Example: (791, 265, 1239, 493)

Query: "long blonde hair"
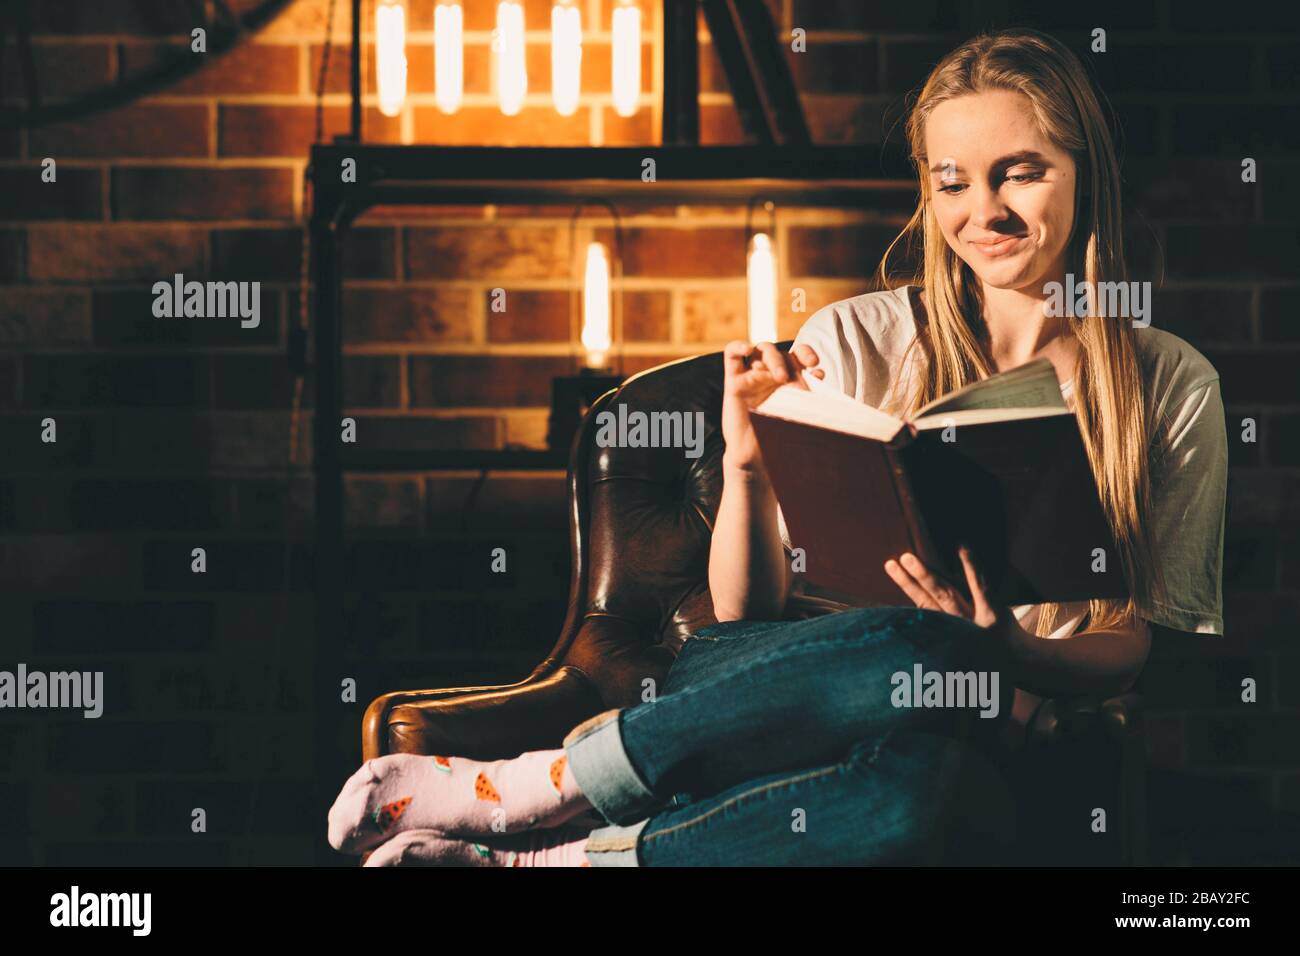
(879, 28, 1162, 635)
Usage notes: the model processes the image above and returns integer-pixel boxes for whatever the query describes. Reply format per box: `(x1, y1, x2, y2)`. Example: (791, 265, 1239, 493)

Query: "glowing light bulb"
(611, 0, 641, 117)
(551, 2, 583, 117)
(434, 3, 464, 115)
(582, 242, 612, 368)
(375, 0, 408, 118)
(747, 233, 778, 345)
(495, 2, 528, 116)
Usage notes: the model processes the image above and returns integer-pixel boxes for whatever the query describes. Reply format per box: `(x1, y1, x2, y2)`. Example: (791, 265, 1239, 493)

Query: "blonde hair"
(878, 28, 1163, 635)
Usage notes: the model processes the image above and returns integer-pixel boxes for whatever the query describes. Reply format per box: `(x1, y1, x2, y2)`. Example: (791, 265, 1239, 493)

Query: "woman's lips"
(969, 235, 1027, 257)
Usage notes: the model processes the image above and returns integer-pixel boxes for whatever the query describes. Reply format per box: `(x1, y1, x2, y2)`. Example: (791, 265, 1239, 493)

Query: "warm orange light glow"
(375, 0, 408, 118)
(551, 2, 583, 117)
(747, 232, 778, 344)
(582, 242, 612, 368)
(434, 3, 464, 115)
(495, 2, 528, 116)
(611, 0, 641, 117)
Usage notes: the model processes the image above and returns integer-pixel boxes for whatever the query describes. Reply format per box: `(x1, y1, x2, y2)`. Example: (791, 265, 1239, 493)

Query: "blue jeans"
(564, 607, 1017, 866)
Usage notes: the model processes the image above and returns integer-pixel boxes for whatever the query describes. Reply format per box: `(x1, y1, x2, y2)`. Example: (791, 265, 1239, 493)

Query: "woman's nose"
(969, 183, 1010, 230)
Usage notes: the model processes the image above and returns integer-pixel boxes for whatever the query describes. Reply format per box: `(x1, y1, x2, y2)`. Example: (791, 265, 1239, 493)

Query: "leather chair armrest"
(362, 664, 606, 762)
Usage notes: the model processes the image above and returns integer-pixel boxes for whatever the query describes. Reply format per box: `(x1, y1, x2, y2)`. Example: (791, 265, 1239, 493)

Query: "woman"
(327, 28, 1226, 866)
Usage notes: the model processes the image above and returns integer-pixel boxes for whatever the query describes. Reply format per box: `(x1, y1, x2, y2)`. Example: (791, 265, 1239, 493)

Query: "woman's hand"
(721, 340, 823, 472)
(884, 546, 1010, 632)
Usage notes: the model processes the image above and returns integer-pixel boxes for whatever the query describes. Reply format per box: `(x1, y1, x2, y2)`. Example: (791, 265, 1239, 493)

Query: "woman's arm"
(995, 613, 1151, 699)
(886, 550, 1153, 699)
(709, 340, 822, 622)
(709, 461, 791, 622)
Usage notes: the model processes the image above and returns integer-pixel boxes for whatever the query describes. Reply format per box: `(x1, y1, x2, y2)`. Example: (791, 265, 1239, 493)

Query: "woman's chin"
(966, 259, 1041, 291)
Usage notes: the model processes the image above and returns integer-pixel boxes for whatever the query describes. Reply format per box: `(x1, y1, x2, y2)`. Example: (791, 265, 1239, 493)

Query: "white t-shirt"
(775, 285, 1227, 639)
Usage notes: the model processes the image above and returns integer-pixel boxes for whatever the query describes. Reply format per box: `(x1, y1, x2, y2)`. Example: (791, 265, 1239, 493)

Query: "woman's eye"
(1006, 170, 1043, 184)
(937, 183, 966, 194)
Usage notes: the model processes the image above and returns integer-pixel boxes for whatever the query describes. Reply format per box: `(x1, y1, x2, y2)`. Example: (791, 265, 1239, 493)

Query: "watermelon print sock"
(327, 749, 592, 854)
(362, 826, 594, 867)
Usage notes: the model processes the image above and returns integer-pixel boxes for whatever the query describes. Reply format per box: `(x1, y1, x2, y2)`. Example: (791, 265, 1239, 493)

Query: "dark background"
(1, 0, 1297, 865)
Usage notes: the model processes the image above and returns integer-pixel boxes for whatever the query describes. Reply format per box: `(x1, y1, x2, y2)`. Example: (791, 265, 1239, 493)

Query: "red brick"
(349, 415, 501, 451)
(211, 355, 312, 410)
(113, 167, 294, 221)
(602, 106, 654, 145)
(212, 226, 395, 281)
(1, 42, 113, 99)
(425, 474, 567, 531)
(787, 223, 908, 278)
(405, 225, 568, 280)
(442, 0, 560, 32)
(620, 352, 698, 376)
(0, 166, 103, 221)
(0, 289, 91, 345)
(92, 288, 281, 348)
(210, 413, 313, 470)
(0, 229, 25, 282)
(343, 287, 475, 344)
(358, 205, 486, 221)
(219, 105, 400, 158)
(623, 290, 671, 341)
(485, 289, 568, 342)
(804, 96, 890, 145)
(700, 103, 746, 144)
(681, 286, 747, 343)
(120, 41, 300, 96)
(29, 1, 196, 34)
(259, 0, 353, 41)
(413, 105, 590, 145)
(343, 355, 401, 408)
(410, 355, 572, 407)
(593, 226, 746, 278)
(27, 225, 206, 281)
(30, 106, 210, 159)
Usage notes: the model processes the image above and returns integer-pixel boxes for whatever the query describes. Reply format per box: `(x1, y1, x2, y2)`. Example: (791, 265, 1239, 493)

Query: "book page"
(914, 406, 1072, 429)
(754, 384, 905, 442)
(914, 357, 1067, 419)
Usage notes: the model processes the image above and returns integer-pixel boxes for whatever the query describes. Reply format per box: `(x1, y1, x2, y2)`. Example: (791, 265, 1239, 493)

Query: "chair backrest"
(534, 344, 791, 707)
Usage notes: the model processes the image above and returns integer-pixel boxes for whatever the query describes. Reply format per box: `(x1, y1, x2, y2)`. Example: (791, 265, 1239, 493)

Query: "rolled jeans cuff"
(583, 819, 648, 867)
(563, 708, 658, 825)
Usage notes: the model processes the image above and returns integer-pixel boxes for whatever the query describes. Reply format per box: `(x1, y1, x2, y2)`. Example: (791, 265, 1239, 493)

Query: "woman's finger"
(957, 546, 998, 629)
(755, 341, 790, 384)
(900, 552, 970, 618)
(885, 559, 940, 611)
(723, 340, 759, 380)
(789, 344, 825, 384)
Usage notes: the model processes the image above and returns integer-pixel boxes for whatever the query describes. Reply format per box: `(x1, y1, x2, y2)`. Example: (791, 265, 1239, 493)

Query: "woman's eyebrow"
(927, 150, 1051, 174)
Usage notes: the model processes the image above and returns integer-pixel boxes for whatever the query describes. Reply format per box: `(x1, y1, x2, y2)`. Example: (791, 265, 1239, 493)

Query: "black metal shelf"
(310, 143, 914, 225)
(339, 448, 569, 472)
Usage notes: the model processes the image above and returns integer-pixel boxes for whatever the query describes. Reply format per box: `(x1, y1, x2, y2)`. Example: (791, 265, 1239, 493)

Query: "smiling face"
(924, 89, 1078, 295)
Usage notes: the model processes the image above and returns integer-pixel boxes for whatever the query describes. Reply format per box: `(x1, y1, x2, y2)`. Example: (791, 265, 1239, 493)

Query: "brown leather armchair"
(361, 343, 1148, 865)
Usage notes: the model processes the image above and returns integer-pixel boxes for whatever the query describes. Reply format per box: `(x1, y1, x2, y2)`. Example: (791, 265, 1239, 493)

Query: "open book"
(749, 358, 1128, 607)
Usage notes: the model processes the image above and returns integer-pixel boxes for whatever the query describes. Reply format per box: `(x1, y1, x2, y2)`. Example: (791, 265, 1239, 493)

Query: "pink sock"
(363, 826, 594, 867)
(328, 749, 592, 854)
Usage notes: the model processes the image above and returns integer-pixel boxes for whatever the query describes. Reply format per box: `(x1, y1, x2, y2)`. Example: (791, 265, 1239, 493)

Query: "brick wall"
(1, 0, 1296, 865)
